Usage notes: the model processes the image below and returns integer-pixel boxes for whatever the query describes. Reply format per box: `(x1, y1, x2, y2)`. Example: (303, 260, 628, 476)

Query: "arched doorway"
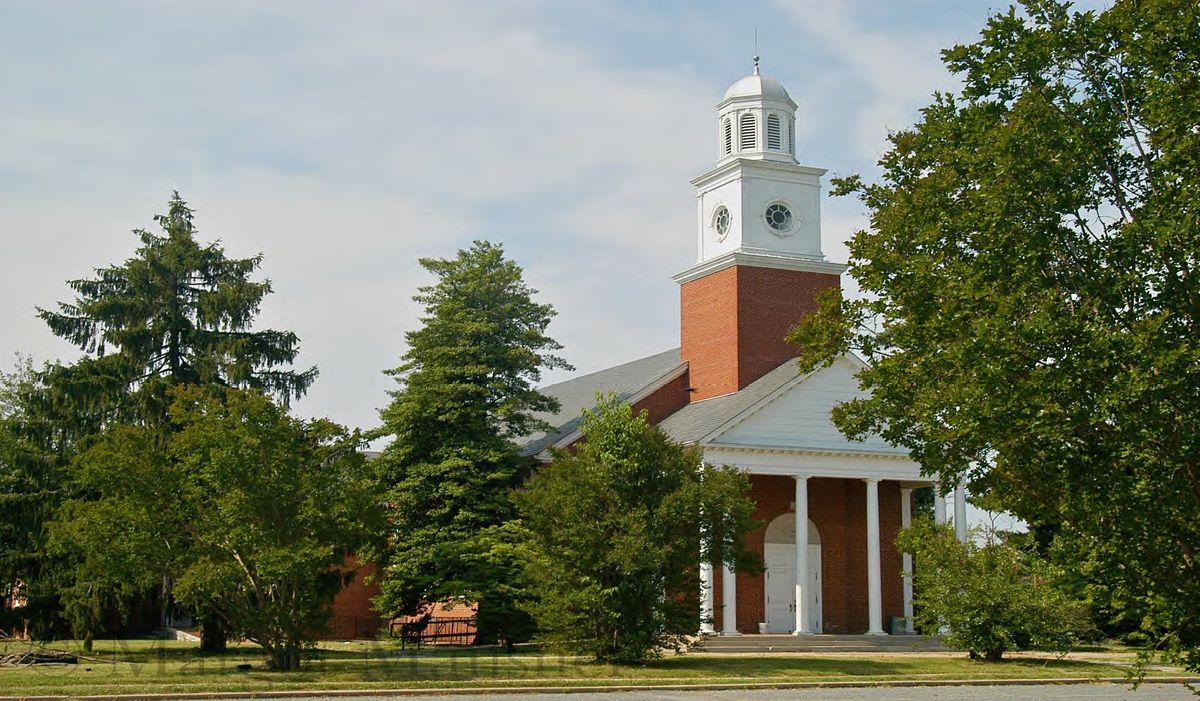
(763, 513, 822, 633)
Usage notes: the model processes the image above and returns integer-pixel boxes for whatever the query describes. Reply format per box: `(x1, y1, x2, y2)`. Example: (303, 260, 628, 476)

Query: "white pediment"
(703, 354, 905, 456)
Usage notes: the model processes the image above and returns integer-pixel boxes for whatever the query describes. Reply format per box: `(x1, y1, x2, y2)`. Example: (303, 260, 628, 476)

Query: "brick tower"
(675, 60, 845, 401)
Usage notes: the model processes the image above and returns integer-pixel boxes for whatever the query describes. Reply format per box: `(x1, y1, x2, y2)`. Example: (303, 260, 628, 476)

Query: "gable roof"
(518, 347, 684, 457)
(658, 353, 905, 457)
(657, 357, 804, 445)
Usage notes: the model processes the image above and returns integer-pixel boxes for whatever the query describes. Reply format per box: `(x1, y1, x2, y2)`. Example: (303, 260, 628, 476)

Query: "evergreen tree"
(372, 240, 569, 643)
(33, 192, 316, 648)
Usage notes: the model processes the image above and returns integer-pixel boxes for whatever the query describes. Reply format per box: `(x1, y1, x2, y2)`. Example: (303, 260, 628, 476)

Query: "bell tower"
(676, 61, 846, 401)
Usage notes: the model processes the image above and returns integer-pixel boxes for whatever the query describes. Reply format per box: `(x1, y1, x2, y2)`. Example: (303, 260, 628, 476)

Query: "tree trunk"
(199, 610, 227, 654)
(267, 644, 301, 671)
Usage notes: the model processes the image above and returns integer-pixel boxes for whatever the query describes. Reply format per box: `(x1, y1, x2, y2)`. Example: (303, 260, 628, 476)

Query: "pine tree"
(372, 240, 569, 644)
(33, 192, 316, 648)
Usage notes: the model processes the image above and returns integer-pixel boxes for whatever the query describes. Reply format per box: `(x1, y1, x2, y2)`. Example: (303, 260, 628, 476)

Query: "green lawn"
(0, 639, 1175, 698)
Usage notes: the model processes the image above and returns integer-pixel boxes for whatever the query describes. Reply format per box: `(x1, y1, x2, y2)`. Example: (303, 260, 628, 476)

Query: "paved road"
(313, 683, 1198, 701)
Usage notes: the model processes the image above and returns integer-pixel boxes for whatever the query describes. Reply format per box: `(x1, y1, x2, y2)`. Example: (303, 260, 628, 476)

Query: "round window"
(713, 206, 731, 240)
(765, 203, 793, 233)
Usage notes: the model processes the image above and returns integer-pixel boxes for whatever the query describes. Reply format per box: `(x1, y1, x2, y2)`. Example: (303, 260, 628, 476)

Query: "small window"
(739, 113, 756, 151)
(766, 114, 781, 150)
(723, 118, 732, 155)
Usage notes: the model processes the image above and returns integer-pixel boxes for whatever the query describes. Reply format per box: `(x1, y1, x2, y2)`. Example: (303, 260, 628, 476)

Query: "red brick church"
(332, 63, 960, 639)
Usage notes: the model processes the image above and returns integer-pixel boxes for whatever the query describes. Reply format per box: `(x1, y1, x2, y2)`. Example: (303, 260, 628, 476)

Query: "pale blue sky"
(0, 1, 1087, 520)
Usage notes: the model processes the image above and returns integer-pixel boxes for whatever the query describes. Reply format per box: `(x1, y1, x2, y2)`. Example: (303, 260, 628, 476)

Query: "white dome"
(723, 73, 792, 102)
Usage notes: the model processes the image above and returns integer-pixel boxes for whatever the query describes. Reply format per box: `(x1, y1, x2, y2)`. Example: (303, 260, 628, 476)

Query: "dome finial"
(753, 27, 760, 75)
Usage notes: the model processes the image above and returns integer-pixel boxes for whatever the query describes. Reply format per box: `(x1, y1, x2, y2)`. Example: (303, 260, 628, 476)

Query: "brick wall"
(632, 368, 691, 425)
(326, 558, 384, 640)
(712, 475, 905, 634)
(680, 265, 840, 401)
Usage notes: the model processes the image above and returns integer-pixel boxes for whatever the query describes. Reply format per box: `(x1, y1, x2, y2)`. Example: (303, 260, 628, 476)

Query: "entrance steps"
(693, 633, 946, 653)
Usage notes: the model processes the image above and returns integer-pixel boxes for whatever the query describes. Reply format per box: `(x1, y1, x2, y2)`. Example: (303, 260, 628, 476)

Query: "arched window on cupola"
(723, 117, 733, 155)
(739, 113, 756, 151)
(766, 114, 782, 150)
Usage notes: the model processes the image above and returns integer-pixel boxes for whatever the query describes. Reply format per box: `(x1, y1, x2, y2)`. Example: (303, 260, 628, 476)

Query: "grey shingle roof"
(657, 358, 804, 444)
(518, 348, 684, 457)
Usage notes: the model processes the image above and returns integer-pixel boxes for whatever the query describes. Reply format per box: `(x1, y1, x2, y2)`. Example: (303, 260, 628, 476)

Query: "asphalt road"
(309, 683, 1198, 701)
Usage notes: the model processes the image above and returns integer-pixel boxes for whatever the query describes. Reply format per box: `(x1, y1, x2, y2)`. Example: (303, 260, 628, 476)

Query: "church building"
(519, 63, 960, 637)
(329, 62, 968, 641)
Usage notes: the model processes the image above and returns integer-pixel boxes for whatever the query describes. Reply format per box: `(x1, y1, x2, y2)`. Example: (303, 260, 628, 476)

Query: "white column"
(721, 561, 739, 635)
(700, 559, 715, 634)
(900, 487, 915, 634)
(954, 482, 968, 543)
(933, 484, 947, 524)
(865, 478, 885, 635)
(793, 476, 812, 635)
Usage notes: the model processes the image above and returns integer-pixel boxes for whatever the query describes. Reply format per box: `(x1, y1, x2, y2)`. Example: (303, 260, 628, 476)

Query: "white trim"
(691, 156, 826, 189)
(534, 362, 689, 461)
(696, 355, 870, 446)
(699, 446, 929, 483)
(673, 249, 847, 285)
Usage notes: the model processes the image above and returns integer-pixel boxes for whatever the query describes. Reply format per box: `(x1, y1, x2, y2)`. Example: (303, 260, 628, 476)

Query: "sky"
(0, 1, 1081, 527)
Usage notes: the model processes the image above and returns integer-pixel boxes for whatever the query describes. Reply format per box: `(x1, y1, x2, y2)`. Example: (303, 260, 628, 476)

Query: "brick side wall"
(326, 558, 384, 640)
(680, 265, 840, 402)
(680, 267, 740, 400)
(735, 266, 841, 390)
(632, 369, 691, 426)
(712, 475, 905, 634)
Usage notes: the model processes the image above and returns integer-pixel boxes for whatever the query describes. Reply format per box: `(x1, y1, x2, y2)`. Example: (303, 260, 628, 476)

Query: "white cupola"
(716, 57, 798, 165)
(677, 59, 845, 276)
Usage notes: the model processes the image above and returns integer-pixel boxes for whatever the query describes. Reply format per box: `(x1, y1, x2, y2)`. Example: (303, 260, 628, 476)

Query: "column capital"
(862, 477, 880, 486)
(793, 474, 809, 483)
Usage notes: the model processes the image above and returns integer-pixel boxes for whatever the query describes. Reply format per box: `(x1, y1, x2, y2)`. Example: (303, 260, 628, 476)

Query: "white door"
(764, 542, 822, 633)
(765, 544, 794, 633)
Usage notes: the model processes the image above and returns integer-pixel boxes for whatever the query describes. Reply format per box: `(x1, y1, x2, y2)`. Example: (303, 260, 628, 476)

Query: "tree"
(35, 192, 317, 649)
(372, 240, 570, 643)
(898, 518, 1089, 660)
(0, 357, 65, 639)
(53, 387, 379, 671)
(788, 0, 1200, 670)
(513, 397, 757, 664)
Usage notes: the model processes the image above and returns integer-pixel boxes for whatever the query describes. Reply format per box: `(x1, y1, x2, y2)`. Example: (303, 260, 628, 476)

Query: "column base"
(791, 630, 814, 636)
(865, 630, 888, 636)
(700, 625, 716, 635)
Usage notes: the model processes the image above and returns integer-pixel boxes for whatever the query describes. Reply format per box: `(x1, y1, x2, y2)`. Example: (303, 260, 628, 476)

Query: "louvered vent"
(723, 118, 732, 155)
(767, 114, 781, 150)
(787, 118, 793, 154)
(739, 113, 756, 151)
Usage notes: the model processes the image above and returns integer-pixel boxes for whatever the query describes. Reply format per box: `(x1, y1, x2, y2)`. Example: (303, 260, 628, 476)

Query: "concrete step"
(694, 634, 946, 653)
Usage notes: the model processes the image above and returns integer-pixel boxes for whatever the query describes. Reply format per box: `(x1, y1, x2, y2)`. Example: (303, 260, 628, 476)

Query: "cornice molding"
(673, 250, 848, 284)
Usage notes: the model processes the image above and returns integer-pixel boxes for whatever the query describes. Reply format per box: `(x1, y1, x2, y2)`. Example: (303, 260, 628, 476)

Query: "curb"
(5, 676, 1199, 701)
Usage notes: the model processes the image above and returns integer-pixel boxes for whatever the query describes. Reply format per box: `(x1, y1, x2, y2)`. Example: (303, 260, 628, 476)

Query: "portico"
(659, 354, 934, 636)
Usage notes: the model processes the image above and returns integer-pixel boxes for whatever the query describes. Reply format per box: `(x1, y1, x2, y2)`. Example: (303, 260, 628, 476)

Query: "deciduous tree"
(789, 0, 1200, 670)
(514, 397, 757, 663)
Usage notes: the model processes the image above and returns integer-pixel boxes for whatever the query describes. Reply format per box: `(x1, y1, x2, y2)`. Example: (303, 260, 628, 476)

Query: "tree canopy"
(52, 387, 378, 671)
(898, 518, 1089, 660)
(372, 240, 570, 643)
(514, 396, 757, 663)
(789, 0, 1200, 670)
(6, 193, 318, 645)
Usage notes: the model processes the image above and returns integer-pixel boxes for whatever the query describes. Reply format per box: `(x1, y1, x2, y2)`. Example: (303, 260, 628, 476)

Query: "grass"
(0, 638, 1179, 698)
